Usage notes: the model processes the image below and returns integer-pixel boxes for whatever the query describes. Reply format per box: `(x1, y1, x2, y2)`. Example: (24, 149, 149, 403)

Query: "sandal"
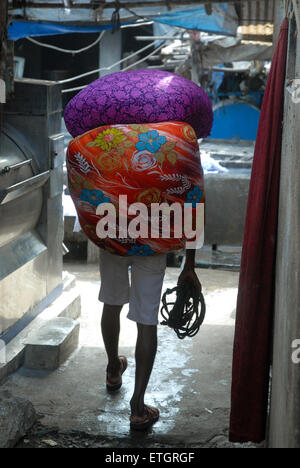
(106, 356, 127, 391)
(130, 405, 160, 431)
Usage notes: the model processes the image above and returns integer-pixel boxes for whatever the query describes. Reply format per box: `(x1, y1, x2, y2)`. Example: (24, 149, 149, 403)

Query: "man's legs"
(99, 250, 130, 382)
(101, 306, 157, 404)
(101, 304, 123, 380)
(99, 251, 166, 426)
(130, 323, 157, 417)
(127, 254, 166, 421)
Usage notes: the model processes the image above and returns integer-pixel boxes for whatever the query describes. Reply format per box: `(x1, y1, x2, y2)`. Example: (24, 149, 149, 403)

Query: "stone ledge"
(0, 276, 81, 383)
(0, 390, 37, 448)
(24, 317, 80, 370)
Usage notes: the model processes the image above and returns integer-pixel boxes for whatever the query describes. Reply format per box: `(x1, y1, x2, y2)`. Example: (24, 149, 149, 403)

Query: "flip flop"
(106, 355, 127, 392)
(130, 405, 160, 431)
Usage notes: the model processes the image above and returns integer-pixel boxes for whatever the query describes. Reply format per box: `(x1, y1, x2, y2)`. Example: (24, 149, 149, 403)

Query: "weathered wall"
(0, 1, 13, 108)
(273, 0, 285, 49)
(268, 10, 300, 448)
(0, 0, 7, 116)
(0, 1, 7, 81)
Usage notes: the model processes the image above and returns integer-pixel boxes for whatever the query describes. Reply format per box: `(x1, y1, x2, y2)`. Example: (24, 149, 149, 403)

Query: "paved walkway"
(2, 263, 255, 448)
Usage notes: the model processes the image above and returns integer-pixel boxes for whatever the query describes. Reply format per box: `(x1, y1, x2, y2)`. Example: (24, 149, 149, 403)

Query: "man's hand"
(177, 264, 201, 289)
(177, 249, 201, 290)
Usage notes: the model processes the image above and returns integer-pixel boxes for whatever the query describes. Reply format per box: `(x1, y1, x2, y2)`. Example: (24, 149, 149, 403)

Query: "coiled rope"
(160, 280, 206, 339)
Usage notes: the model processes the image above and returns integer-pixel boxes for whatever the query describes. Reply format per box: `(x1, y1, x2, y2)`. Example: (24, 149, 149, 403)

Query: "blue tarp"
(8, 21, 116, 41)
(8, 3, 237, 40)
(152, 6, 237, 36)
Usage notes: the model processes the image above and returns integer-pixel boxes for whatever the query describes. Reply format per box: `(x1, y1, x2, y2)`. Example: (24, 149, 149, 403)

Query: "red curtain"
(229, 18, 289, 443)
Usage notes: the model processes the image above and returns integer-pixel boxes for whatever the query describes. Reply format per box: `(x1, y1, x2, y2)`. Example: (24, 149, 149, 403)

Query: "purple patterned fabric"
(64, 69, 213, 139)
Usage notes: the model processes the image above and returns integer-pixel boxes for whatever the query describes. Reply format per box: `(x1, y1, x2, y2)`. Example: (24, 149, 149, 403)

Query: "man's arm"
(177, 249, 201, 288)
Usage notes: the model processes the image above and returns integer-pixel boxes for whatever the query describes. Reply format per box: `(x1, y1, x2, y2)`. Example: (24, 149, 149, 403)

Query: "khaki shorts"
(99, 249, 167, 326)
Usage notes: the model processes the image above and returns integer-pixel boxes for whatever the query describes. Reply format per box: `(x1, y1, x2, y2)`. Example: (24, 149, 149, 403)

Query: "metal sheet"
(239, 0, 275, 25)
(50, 133, 65, 169)
(0, 171, 50, 205)
(0, 231, 48, 335)
(0, 129, 44, 248)
(0, 78, 65, 338)
(204, 170, 251, 246)
(4, 78, 62, 116)
(0, 130, 33, 187)
(44, 194, 63, 295)
(0, 188, 43, 248)
(0, 230, 46, 281)
(238, 0, 275, 41)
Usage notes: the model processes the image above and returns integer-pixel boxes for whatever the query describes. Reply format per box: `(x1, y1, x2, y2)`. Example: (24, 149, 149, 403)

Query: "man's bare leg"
(101, 307, 158, 417)
(101, 304, 123, 380)
(130, 323, 158, 417)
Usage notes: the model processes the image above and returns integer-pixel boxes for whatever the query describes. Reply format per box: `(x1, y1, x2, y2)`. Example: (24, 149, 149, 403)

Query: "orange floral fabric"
(66, 121, 205, 256)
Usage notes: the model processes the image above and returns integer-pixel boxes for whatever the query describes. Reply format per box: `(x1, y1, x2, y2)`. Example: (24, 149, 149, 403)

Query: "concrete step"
(62, 272, 77, 292)
(24, 317, 80, 371)
(0, 278, 81, 383)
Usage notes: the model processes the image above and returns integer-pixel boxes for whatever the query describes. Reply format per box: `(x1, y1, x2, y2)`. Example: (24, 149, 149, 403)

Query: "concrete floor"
(1, 262, 257, 448)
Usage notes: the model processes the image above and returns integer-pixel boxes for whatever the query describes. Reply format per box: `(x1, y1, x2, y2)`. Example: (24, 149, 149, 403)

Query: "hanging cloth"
(229, 18, 289, 443)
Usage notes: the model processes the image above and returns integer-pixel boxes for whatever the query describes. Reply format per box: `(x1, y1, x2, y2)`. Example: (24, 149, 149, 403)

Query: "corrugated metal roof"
(235, 0, 275, 41)
(237, 0, 275, 25)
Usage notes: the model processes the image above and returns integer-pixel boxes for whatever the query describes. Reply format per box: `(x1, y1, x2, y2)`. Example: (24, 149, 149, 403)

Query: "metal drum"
(208, 99, 261, 141)
(0, 126, 47, 248)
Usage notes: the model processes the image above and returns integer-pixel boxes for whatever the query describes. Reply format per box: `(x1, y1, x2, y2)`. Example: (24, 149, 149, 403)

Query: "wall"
(268, 8, 300, 448)
(14, 33, 100, 108)
(0, 0, 7, 118)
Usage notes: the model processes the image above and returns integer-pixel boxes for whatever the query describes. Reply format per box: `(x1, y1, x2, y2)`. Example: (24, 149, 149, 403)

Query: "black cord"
(0, 166, 10, 176)
(111, 0, 121, 32)
(123, 6, 149, 22)
(160, 280, 206, 339)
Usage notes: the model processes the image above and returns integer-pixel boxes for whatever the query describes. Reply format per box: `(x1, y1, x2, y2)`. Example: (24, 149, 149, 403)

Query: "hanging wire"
(57, 29, 173, 84)
(122, 40, 166, 71)
(25, 19, 155, 59)
(121, 20, 154, 28)
(58, 36, 164, 85)
(26, 30, 106, 55)
(61, 39, 168, 94)
(123, 5, 151, 22)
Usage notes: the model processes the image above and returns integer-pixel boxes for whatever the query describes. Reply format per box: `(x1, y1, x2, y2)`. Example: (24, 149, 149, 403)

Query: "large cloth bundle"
(64, 69, 213, 139)
(65, 70, 213, 255)
(67, 121, 205, 256)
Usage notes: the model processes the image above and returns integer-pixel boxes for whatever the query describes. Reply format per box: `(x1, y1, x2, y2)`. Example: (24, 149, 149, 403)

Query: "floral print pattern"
(66, 121, 205, 256)
(97, 152, 122, 172)
(79, 189, 110, 207)
(185, 186, 203, 208)
(136, 188, 162, 206)
(132, 151, 157, 172)
(126, 245, 155, 256)
(64, 69, 213, 139)
(74, 152, 90, 174)
(86, 128, 126, 151)
(135, 130, 167, 153)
